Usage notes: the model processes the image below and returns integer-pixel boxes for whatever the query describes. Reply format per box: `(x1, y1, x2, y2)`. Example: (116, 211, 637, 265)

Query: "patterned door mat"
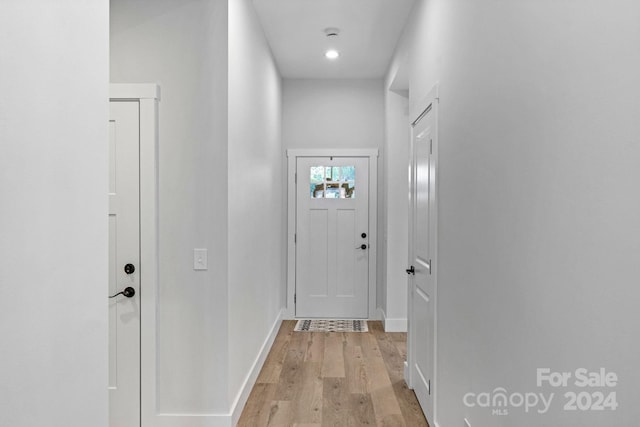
(294, 319, 368, 332)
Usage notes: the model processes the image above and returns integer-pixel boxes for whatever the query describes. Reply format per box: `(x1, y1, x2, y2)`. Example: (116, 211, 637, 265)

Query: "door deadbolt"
(124, 263, 135, 275)
(361, 233, 367, 238)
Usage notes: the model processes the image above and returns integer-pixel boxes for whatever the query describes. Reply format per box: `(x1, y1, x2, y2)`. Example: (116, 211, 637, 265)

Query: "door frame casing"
(407, 84, 439, 423)
(286, 148, 379, 320)
(110, 84, 160, 427)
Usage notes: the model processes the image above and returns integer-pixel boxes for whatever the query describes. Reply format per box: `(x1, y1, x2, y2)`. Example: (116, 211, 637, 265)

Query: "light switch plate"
(194, 248, 208, 270)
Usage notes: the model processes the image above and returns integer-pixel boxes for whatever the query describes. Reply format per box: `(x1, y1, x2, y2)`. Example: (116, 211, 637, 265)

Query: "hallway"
(238, 321, 428, 426)
(4, 0, 640, 426)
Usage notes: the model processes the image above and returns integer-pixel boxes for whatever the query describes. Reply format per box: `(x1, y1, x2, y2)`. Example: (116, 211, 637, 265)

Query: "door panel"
(336, 209, 356, 296)
(413, 286, 433, 403)
(409, 102, 436, 421)
(308, 209, 329, 296)
(109, 101, 140, 427)
(296, 157, 369, 318)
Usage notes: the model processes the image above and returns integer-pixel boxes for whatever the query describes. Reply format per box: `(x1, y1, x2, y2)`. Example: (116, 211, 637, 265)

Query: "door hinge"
(428, 379, 431, 395)
(295, 173, 297, 184)
(294, 293, 296, 303)
(430, 139, 433, 154)
(294, 233, 297, 244)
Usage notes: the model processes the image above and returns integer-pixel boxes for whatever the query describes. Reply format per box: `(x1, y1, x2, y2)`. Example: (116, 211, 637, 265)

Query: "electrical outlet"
(464, 418, 471, 427)
(194, 248, 208, 270)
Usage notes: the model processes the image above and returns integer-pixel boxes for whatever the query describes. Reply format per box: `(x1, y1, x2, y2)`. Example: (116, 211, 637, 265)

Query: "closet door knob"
(109, 287, 136, 299)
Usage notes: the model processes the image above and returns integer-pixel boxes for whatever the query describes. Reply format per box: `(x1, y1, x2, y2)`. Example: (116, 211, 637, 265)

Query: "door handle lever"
(109, 286, 136, 299)
(406, 266, 415, 275)
(356, 244, 368, 250)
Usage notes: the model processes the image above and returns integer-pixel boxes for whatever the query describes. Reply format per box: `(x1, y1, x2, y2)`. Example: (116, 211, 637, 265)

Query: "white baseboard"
(229, 309, 283, 426)
(378, 308, 407, 332)
(147, 310, 284, 427)
(404, 361, 410, 386)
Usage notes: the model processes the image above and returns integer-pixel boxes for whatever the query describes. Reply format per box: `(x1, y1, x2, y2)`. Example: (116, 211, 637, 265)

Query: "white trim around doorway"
(285, 148, 379, 320)
(110, 83, 160, 427)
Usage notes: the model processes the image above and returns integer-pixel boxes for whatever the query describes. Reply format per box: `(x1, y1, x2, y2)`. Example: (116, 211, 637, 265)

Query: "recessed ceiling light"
(325, 49, 340, 60)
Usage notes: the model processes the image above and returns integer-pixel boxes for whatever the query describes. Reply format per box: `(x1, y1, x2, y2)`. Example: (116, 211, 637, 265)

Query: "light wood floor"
(237, 320, 428, 427)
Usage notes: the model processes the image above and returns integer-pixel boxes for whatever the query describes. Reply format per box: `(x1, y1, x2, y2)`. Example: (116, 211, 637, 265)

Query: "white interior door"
(296, 157, 369, 318)
(109, 101, 140, 427)
(408, 101, 437, 421)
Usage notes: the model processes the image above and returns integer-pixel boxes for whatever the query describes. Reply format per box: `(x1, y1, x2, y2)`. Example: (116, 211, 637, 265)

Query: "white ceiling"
(252, 0, 416, 79)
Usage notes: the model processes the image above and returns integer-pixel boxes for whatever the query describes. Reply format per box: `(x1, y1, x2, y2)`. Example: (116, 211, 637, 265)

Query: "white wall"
(382, 67, 410, 331)
(0, 2, 109, 426)
(111, 1, 285, 423)
(283, 79, 385, 316)
(395, 0, 640, 425)
(228, 0, 284, 411)
(283, 79, 384, 150)
(111, 0, 231, 415)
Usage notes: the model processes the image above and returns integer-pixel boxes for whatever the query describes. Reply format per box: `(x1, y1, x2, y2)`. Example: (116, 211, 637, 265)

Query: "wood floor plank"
(322, 377, 349, 426)
(359, 333, 390, 390)
(321, 333, 345, 378)
(292, 361, 323, 424)
(237, 383, 277, 427)
(389, 332, 406, 342)
(372, 327, 405, 384)
(274, 330, 307, 400)
(394, 340, 407, 362)
(304, 332, 325, 363)
(344, 330, 363, 347)
(360, 332, 404, 425)
(371, 325, 428, 426)
(370, 386, 405, 427)
(378, 413, 406, 427)
(266, 400, 294, 426)
(392, 381, 430, 427)
(344, 344, 367, 394)
(348, 393, 376, 426)
(257, 322, 295, 384)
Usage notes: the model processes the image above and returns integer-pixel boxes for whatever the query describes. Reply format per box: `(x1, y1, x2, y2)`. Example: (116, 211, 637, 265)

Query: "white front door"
(408, 99, 437, 421)
(109, 101, 140, 427)
(296, 156, 369, 318)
